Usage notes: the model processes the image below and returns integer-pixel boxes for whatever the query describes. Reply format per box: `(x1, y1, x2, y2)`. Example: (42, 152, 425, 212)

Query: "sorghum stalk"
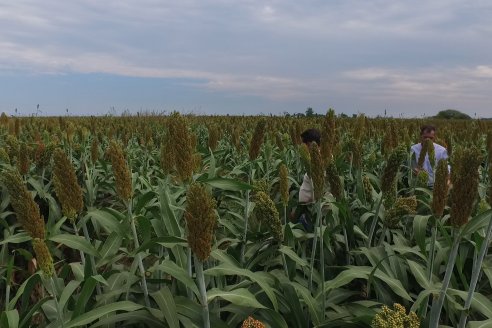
(428, 231, 460, 328)
(184, 183, 216, 328)
(279, 164, 289, 225)
(427, 159, 450, 304)
(367, 196, 384, 247)
(128, 201, 150, 307)
(240, 163, 252, 266)
(195, 255, 210, 328)
(458, 210, 492, 328)
(108, 141, 149, 306)
(49, 275, 65, 328)
(429, 147, 482, 328)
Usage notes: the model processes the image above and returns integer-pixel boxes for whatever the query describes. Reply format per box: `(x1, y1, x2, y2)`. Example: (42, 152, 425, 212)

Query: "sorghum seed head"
(326, 159, 343, 201)
(107, 140, 133, 202)
(449, 147, 482, 227)
(241, 316, 266, 328)
(279, 164, 289, 206)
(32, 238, 54, 277)
(1, 169, 45, 239)
(18, 142, 30, 175)
(91, 137, 99, 164)
(372, 303, 420, 328)
(299, 143, 311, 176)
(252, 191, 283, 242)
(310, 142, 325, 202)
(384, 196, 417, 229)
(249, 120, 266, 160)
(381, 146, 406, 208)
(185, 183, 217, 262)
(363, 176, 373, 203)
(52, 148, 83, 220)
(432, 159, 449, 217)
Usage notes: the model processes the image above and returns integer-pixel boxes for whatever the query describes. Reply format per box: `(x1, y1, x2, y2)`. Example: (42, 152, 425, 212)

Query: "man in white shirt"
(290, 128, 320, 231)
(298, 128, 320, 203)
(410, 125, 449, 187)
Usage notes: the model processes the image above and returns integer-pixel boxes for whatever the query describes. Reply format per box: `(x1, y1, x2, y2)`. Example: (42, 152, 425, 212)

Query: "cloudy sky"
(1, 0, 491, 117)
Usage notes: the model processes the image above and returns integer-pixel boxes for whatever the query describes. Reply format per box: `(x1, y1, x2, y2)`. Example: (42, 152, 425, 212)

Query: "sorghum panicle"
(249, 120, 266, 161)
(279, 164, 289, 207)
(326, 160, 343, 201)
(384, 196, 417, 229)
(432, 159, 449, 217)
(299, 143, 311, 176)
(6, 135, 19, 163)
(108, 140, 133, 202)
(363, 175, 373, 203)
(252, 179, 269, 195)
(185, 183, 217, 262)
(372, 303, 420, 328)
(449, 147, 482, 227)
(320, 109, 337, 162)
(275, 132, 284, 151)
(32, 238, 55, 277)
(252, 191, 283, 242)
(91, 137, 99, 164)
(207, 124, 220, 151)
(52, 148, 83, 220)
(417, 139, 433, 168)
(0, 147, 10, 164)
(18, 142, 30, 175)
(416, 170, 429, 187)
(0, 112, 8, 126)
(160, 134, 175, 175)
(241, 316, 266, 328)
(381, 146, 406, 208)
(310, 142, 325, 202)
(1, 169, 45, 239)
(168, 113, 195, 182)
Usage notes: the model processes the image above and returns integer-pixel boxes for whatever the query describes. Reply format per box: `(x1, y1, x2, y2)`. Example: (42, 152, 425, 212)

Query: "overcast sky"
(1, 0, 491, 117)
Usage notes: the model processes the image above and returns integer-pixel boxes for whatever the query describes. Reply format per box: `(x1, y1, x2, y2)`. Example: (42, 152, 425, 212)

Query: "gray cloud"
(1, 0, 492, 116)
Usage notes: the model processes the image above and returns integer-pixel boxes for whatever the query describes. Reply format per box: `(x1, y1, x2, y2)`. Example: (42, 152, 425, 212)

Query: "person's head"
(301, 128, 321, 145)
(420, 125, 436, 143)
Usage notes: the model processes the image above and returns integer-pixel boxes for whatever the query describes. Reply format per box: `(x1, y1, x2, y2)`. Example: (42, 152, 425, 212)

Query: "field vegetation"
(0, 111, 491, 327)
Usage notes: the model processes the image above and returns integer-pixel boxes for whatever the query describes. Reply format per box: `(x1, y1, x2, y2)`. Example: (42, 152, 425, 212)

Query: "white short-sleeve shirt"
(410, 142, 449, 186)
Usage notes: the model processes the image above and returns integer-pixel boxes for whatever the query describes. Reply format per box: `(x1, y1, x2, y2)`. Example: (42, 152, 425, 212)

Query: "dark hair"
(420, 125, 436, 135)
(301, 128, 321, 144)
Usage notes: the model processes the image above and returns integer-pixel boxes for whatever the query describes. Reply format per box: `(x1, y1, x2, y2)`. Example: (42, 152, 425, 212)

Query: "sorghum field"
(0, 111, 491, 328)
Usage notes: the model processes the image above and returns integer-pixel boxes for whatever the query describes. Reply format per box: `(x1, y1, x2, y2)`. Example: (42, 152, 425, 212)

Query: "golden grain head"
(108, 140, 133, 201)
(241, 316, 266, 328)
(185, 183, 217, 262)
(52, 148, 83, 219)
(432, 159, 449, 217)
(1, 169, 45, 239)
(279, 164, 289, 206)
(449, 147, 483, 227)
(249, 120, 266, 161)
(363, 176, 373, 203)
(252, 191, 283, 242)
(309, 142, 325, 202)
(372, 303, 420, 328)
(32, 238, 54, 277)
